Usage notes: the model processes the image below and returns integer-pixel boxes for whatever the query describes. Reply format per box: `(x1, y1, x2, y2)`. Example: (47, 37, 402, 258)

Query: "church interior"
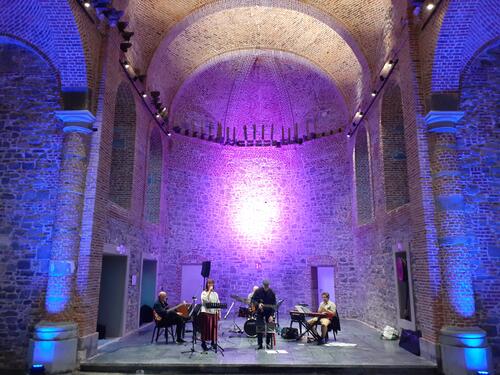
(0, 0, 498, 374)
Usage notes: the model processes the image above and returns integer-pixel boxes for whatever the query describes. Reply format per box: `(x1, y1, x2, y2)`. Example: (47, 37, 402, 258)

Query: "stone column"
(45, 110, 95, 318)
(425, 110, 476, 326)
(30, 110, 95, 373)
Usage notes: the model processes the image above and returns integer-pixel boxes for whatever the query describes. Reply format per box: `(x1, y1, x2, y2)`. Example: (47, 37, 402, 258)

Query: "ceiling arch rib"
(147, 3, 371, 115)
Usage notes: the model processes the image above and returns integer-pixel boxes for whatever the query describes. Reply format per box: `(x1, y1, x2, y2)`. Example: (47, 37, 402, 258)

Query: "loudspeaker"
(201, 261, 211, 278)
(281, 327, 299, 340)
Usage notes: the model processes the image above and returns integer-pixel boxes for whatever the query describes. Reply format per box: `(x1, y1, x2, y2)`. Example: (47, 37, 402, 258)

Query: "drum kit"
(230, 294, 258, 337)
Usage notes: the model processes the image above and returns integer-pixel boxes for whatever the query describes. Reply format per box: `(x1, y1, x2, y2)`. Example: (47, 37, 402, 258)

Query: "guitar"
(153, 301, 190, 321)
(249, 301, 278, 313)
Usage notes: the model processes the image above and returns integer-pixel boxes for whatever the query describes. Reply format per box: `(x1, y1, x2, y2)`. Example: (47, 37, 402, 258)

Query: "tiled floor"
(81, 318, 437, 374)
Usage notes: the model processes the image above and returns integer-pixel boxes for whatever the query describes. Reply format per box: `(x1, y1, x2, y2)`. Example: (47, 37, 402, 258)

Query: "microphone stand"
(181, 297, 200, 358)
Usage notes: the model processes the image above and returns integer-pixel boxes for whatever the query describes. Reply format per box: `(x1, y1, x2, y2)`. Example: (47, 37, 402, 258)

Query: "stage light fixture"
(122, 60, 130, 69)
(167, 132, 172, 137)
(141, 92, 147, 98)
(150, 91, 160, 100)
(355, 110, 363, 118)
(347, 133, 351, 138)
(133, 74, 146, 82)
(426, 3, 435, 10)
(371, 90, 377, 97)
(117, 21, 128, 33)
(83, 1, 91, 8)
(388, 60, 394, 67)
(155, 113, 161, 119)
(120, 42, 132, 52)
(121, 31, 134, 41)
(30, 364, 45, 374)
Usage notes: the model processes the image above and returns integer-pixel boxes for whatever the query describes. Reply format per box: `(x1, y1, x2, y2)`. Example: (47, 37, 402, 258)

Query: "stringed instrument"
(249, 302, 278, 313)
(153, 301, 191, 321)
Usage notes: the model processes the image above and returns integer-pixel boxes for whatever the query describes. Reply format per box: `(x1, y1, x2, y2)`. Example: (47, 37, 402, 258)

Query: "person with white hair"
(153, 291, 186, 344)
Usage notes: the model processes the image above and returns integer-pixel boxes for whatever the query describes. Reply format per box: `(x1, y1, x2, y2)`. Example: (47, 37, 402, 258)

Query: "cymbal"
(230, 294, 249, 304)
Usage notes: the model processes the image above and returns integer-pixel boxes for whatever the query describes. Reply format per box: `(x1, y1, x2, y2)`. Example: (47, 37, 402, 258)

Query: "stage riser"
(79, 365, 438, 375)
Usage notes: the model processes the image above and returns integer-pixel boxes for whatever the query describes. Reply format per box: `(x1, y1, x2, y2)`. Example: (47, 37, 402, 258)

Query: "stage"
(79, 319, 437, 375)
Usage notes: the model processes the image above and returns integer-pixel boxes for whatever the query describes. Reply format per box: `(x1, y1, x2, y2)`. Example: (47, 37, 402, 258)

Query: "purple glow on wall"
(230, 170, 280, 239)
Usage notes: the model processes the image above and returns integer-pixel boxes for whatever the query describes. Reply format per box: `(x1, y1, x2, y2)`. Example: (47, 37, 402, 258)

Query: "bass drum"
(244, 319, 257, 338)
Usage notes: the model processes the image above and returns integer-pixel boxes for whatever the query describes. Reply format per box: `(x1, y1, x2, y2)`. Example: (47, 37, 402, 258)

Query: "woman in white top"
(200, 278, 220, 351)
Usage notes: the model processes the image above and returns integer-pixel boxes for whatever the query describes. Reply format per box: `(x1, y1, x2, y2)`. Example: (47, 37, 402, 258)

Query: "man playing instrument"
(153, 291, 186, 344)
(251, 279, 276, 350)
(307, 292, 336, 345)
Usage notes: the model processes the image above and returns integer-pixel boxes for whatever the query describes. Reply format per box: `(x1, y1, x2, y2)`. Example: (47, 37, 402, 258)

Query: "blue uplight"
(464, 347, 488, 370)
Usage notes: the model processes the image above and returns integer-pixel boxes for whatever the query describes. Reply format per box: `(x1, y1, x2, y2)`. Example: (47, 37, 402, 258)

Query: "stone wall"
(0, 42, 62, 368)
(458, 40, 500, 364)
(163, 135, 356, 316)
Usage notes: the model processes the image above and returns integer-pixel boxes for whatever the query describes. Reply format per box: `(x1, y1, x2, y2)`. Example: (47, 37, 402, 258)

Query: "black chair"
(151, 310, 176, 344)
(325, 310, 341, 342)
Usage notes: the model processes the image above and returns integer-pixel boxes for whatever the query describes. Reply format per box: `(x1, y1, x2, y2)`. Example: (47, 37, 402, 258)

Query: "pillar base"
(28, 321, 78, 374)
(77, 331, 99, 361)
(440, 326, 493, 375)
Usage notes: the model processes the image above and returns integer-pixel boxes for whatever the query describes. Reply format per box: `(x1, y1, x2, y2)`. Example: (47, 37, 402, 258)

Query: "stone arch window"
(109, 82, 136, 208)
(381, 84, 410, 211)
(144, 127, 163, 223)
(354, 126, 373, 224)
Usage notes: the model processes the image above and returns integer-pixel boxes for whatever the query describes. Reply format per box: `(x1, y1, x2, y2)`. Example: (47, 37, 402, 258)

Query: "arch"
(431, 0, 500, 93)
(0, 0, 88, 89)
(147, 1, 371, 115)
(381, 83, 410, 211)
(109, 82, 137, 209)
(0, 41, 63, 368)
(144, 126, 163, 223)
(354, 126, 373, 225)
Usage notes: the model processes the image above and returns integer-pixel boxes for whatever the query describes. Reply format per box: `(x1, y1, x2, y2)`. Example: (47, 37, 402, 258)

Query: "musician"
(307, 292, 336, 345)
(247, 285, 259, 304)
(251, 279, 276, 350)
(200, 278, 220, 351)
(153, 291, 186, 344)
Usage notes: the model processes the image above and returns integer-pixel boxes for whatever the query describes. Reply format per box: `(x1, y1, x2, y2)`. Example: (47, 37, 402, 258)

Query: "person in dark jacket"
(153, 291, 186, 343)
(251, 279, 276, 349)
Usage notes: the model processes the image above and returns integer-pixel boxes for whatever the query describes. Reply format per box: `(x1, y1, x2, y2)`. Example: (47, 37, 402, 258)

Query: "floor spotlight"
(30, 364, 45, 374)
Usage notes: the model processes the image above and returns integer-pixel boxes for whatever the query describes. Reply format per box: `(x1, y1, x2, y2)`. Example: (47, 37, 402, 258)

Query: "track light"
(355, 110, 363, 118)
(388, 60, 394, 67)
(83, 1, 91, 8)
(371, 90, 377, 97)
(347, 133, 351, 138)
(122, 60, 130, 69)
(117, 21, 128, 33)
(133, 74, 146, 82)
(160, 107, 167, 114)
(120, 42, 132, 52)
(121, 31, 134, 41)
(426, 3, 435, 11)
(155, 113, 161, 119)
(151, 91, 160, 100)
(141, 92, 147, 98)
(167, 132, 172, 137)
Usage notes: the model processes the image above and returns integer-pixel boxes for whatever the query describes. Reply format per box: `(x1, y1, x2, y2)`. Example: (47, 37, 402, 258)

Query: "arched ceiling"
(170, 50, 348, 139)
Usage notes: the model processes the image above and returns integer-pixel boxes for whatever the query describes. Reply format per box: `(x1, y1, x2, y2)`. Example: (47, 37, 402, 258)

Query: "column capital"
(425, 110, 464, 133)
(55, 110, 96, 134)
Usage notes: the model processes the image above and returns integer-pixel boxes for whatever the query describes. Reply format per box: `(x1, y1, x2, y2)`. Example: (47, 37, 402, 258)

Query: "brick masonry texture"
(0, 0, 499, 372)
(0, 43, 63, 368)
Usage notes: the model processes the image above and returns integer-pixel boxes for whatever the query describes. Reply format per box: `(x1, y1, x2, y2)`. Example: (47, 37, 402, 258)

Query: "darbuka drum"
(244, 319, 257, 337)
(238, 306, 250, 318)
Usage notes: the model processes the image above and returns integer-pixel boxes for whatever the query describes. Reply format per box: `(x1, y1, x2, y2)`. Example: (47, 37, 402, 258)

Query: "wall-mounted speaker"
(201, 261, 211, 278)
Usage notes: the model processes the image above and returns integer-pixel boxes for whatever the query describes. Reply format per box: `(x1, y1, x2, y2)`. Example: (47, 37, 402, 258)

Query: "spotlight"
(83, 1, 91, 8)
(155, 113, 161, 119)
(160, 106, 167, 114)
(120, 42, 132, 52)
(133, 74, 146, 82)
(141, 92, 147, 98)
(151, 91, 160, 100)
(30, 364, 45, 374)
(117, 21, 128, 33)
(167, 132, 172, 137)
(426, 3, 435, 11)
(121, 31, 134, 41)
(355, 110, 364, 118)
(371, 90, 377, 97)
(122, 60, 130, 69)
(347, 133, 351, 138)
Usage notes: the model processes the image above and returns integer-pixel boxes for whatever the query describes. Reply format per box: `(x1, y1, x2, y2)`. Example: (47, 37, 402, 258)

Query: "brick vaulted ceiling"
(123, 0, 398, 125)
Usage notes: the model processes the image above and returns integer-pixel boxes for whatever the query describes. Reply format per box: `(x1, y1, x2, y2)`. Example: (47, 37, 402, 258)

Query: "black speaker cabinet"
(201, 261, 211, 278)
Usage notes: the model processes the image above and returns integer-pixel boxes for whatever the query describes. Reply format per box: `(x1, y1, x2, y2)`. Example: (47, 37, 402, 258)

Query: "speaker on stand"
(201, 261, 211, 290)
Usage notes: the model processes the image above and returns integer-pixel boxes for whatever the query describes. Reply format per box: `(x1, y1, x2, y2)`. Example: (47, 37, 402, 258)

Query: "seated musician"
(307, 292, 336, 345)
(200, 278, 220, 351)
(153, 291, 186, 344)
(247, 285, 259, 305)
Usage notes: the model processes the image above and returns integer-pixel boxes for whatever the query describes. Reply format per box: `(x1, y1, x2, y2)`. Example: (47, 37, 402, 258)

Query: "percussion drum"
(243, 319, 257, 337)
(238, 306, 250, 318)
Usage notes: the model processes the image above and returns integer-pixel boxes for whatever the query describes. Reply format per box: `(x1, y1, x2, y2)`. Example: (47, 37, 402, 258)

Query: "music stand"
(181, 302, 202, 358)
(275, 299, 285, 328)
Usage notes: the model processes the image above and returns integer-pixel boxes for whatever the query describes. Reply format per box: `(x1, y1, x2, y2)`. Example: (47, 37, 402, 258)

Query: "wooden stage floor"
(80, 318, 437, 375)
